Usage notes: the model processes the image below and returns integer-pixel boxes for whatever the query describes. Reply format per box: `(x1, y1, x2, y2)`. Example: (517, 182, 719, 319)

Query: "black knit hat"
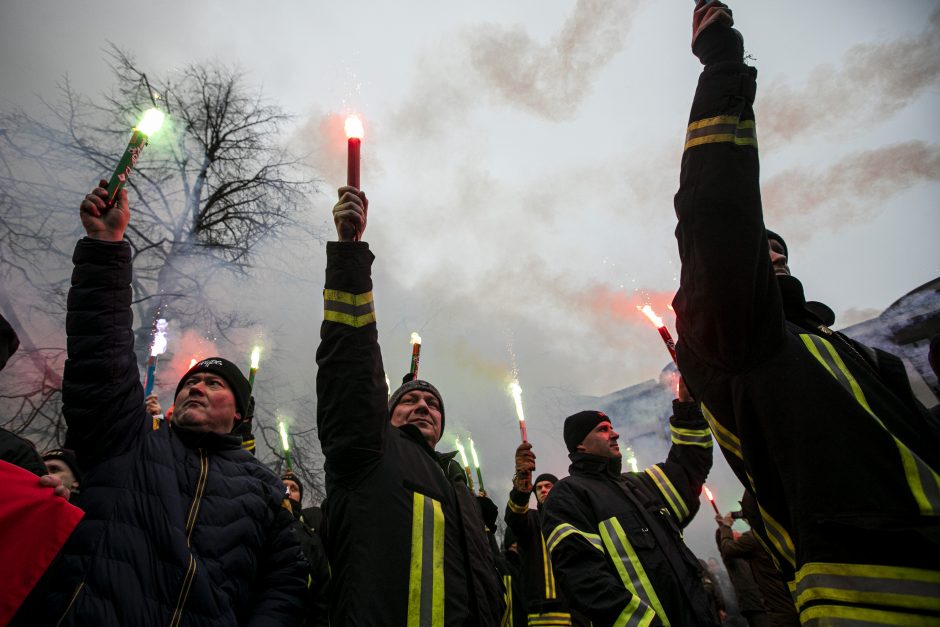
(388, 375, 446, 433)
(765, 229, 788, 258)
(281, 471, 303, 503)
(563, 410, 610, 453)
(534, 473, 559, 486)
(174, 357, 250, 422)
(43, 448, 83, 485)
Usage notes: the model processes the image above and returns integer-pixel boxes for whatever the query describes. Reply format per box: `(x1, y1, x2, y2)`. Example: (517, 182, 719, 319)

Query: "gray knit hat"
(388, 376, 445, 433)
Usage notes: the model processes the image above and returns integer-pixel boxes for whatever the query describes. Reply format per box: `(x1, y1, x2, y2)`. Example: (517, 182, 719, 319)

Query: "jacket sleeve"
(672, 60, 787, 375)
(63, 238, 149, 470)
(542, 482, 659, 627)
(716, 526, 758, 561)
(246, 504, 308, 627)
(503, 488, 536, 550)
(636, 400, 713, 528)
(315, 241, 388, 485)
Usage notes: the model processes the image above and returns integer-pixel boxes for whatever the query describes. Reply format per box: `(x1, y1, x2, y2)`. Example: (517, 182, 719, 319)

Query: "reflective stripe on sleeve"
(644, 465, 690, 523)
(669, 424, 713, 448)
(323, 289, 376, 328)
(507, 498, 529, 515)
(599, 517, 669, 627)
(800, 334, 940, 515)
(545, 522, 604, 554)
(684, 114, 757, 151)
(407, 493, 445, 627)
(612, 596, 657, 627)
(527, 612, 574, 626)
(701, 404, 743, 461)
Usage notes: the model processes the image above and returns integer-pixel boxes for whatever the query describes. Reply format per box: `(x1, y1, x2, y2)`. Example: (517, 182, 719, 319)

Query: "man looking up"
(542, 380, 715, 626)
(673, 2, 940, 623)
(45, 179, 306, 626)
(315, 186, 503, 625)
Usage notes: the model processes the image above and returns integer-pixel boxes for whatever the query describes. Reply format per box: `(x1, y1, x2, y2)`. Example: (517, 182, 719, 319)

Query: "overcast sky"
(2, 0, 939, 557)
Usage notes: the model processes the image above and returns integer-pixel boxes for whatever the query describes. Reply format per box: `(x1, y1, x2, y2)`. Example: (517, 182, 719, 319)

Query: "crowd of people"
(2, 2, 939, 625)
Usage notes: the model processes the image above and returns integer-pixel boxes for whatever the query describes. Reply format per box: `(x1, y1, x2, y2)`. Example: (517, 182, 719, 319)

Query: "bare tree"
(0, 46, 324, 468)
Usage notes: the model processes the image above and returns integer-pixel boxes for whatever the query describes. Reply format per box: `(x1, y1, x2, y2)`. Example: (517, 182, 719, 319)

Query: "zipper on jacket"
(54, 581, 85, 627)
(170, 448, 208, 626)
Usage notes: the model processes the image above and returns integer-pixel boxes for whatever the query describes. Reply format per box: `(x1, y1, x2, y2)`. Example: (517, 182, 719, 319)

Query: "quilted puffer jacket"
(47, 237, 306, 626)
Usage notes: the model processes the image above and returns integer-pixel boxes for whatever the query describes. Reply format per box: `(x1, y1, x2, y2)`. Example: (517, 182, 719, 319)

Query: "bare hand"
(716, 513, 733, 527)
(692, 0, 733, 46)
(333, 186, 368, 242)
(513, 442, 535, 492)
(145, 393, 163, 417)
(677, 376, 694, 403)
(39, 473, 71, 501)
(80, 179, 129, 242)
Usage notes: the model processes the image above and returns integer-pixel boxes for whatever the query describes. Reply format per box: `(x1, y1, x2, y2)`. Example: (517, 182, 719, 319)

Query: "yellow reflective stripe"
(546, 522, 604, 554)
(407, 493, 445, 627)
(701, 404, 743, 460)
(324, 289, 376, 328)
(800, 603, 939, 626)
(684, 115, 757, 151)
(612, 596, 657, 627)
(502, 574, 513, 627)
(507, 498, 529, 515)
(757, 503, 796, 568)
(599, 518, 669, 627)
(645, 465, 690, 522)
(751, 528, 783, 573)
(669, 425, 713, 448)
(527, 612, 573, 626)
(540, 531, 556, 599)
(793, 562, 940, 614)
(800, 334, 940, 515)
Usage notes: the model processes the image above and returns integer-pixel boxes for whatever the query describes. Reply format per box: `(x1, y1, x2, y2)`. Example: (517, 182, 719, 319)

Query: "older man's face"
(174, 372, 239, 434)
(391, 390, 442, 448)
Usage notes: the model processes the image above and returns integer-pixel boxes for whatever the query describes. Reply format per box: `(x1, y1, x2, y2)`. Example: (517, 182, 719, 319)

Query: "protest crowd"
(2, 3, 939, 626)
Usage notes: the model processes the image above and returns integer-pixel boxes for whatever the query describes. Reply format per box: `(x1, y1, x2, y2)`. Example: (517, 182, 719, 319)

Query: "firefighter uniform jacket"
(542, 401, 716, 627)
(504, 491, 582, 626)
(316, 241, 504, 626)
(673, 52, 940, 623)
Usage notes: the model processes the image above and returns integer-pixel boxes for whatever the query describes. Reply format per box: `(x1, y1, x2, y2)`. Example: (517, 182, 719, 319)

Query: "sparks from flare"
(150, 319, 169, 357)
(454, 437, 474, 490)
(469, 437, 486, 495)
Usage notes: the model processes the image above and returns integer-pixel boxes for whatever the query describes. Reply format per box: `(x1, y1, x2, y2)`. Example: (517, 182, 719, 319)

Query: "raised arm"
(635, 380, 713, 527)
(315, 187, 389, 485)
(63, 180, 149, 470)
(504, 442, 537, 547)
(673, 1, 786, 374)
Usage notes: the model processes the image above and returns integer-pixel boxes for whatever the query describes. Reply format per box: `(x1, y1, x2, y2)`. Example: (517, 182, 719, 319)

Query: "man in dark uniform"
(542, 381, 715, 627)
(673, 2, 940, 623)
(316, 185, 503, 625)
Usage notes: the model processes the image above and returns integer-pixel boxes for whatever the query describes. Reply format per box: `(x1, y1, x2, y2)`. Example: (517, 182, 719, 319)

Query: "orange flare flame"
(703, 485, 715, 501)
(637, 305, 665, 329)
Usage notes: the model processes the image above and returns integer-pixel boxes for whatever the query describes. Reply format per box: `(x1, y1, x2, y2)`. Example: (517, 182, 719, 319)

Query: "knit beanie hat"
(174, 357, 250, 422)
(765, 229, 788, 258)
(281, 471, 303, 502)
(563, 410, 610, 453)
(43, 448, 83, 485)
(388, 375, 446, 433)
(534, 473, 559, 486)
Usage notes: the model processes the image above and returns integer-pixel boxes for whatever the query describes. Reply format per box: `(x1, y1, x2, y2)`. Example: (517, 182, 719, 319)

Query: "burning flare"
(150, 319, 168, 357)
(136, 108, 165, 137)
(344, 115, 364, 140)
(250, 346, 261, 369)
(509, 380, 525, 423)
(469, 438, 481, 469)
(703, 485, 715, 501)
(454, 437, 470, 468)
(278, 419, 290, 452)
(637, 305, 665, 329)
(189, 358, 198, 369)
(410, 332, 422, 345)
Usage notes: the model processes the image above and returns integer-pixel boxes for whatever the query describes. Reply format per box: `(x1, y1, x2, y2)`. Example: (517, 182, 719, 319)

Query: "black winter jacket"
(673, 44, 940, 623)
(47, 238, 306, 626)
(542, 401, 715, 627)
(316, 241, 504, 626)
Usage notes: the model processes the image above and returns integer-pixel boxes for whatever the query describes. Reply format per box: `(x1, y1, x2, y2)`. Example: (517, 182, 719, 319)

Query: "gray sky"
(2, 0, 939, 558)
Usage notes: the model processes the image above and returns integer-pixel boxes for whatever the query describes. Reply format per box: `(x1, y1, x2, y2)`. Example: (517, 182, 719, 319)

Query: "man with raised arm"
(316, 186, 503, 625)
(673, 2, 940, 623)
(46, 179, 305, 626)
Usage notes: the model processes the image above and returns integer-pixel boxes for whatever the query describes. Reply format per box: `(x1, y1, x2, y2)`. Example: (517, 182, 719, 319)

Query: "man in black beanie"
(542, 379, 716, 626)
(316, 185, 504, 625)
(44, 180, 305, 626)
(672, 3, 940, 622)
(505, 438, 583, 626)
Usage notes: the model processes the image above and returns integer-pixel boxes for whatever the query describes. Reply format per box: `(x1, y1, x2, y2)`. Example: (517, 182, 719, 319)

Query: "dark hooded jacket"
(47, 238, 306, 626)
(316, 241, 504, 626)
(673, 29, 940, 624)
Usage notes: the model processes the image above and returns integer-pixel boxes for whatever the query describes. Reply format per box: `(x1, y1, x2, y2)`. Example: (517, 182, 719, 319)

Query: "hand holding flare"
(107, 108, 165, 208)
(342, 115, 364, 241)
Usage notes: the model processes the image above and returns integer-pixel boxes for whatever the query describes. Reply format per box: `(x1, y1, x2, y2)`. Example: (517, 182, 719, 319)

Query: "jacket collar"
(569, 452, 622, 479)
(398, 424, 468, 486)
(171, 424, 243, 451)
(778, 275, 835, 329)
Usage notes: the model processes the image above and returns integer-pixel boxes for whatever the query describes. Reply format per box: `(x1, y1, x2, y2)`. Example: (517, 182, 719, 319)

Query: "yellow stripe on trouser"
(599, 517, 666, 627)
(644, 465, 689, 522)
(528, 612, 573, 626)
(540, 531, 556, 599)
(323, 289, 376, 328)
(800, 334, 940, 515)
(790, 562, 940, 621)
(407, 493, 445, 627)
